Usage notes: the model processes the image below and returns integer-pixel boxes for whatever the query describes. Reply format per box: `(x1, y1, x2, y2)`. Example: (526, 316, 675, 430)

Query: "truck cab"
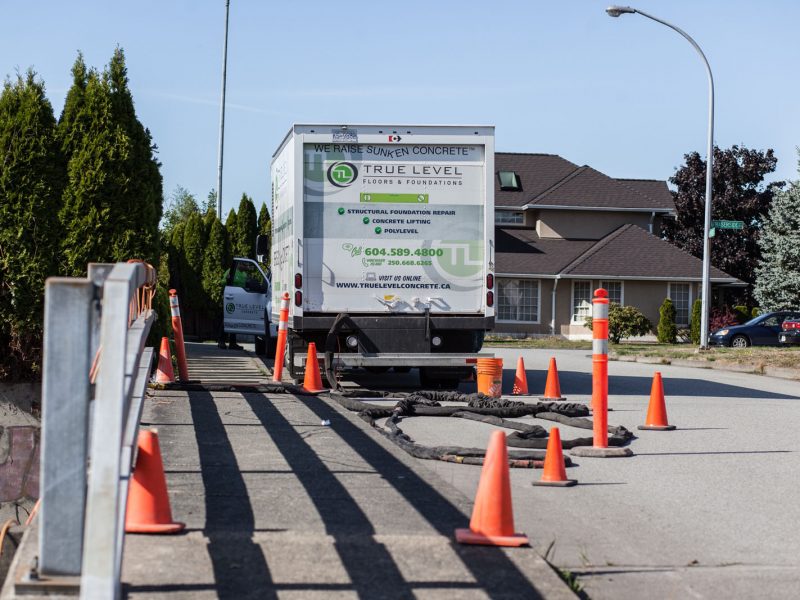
(223, 257, 277, 356)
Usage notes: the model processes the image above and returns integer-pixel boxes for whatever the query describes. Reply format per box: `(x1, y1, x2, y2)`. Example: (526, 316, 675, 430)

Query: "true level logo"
(327, 162, 359, 187)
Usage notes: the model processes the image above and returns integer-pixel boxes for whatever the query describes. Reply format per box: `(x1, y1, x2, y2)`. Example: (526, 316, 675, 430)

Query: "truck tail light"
(486, 274, 494, 289)
(486, 291, 494, 307)
(294, 291, 302, 307)
(294, 273, 302, 288)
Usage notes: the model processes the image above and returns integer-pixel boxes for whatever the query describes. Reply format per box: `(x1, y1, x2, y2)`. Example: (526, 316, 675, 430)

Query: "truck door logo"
(327, 162, 359, 187)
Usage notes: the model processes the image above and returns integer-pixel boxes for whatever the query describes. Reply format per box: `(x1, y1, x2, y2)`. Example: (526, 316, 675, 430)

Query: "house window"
(498, 171, 522, 191)
(669, 283, 691, 326)
(497, 279, 540, 322)
(572, 280, 592, 323)
(495, 211, 524, 224)
(600, 281, 623, 305)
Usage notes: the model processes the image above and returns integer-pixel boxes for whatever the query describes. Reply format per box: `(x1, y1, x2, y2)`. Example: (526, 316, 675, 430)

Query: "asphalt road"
(384, 347, 800, 600)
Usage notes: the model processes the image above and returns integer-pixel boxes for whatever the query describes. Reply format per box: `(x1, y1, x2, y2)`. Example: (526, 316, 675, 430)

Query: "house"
(492, 152, 741, 339)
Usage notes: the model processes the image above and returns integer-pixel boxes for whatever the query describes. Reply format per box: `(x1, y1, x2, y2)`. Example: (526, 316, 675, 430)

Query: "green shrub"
(657, 298, 677, 343)
(751, 307, 761, 318)
(689, 298, 702, 344)
(733, 305, 749, 324)
(583, 303, 652, 343)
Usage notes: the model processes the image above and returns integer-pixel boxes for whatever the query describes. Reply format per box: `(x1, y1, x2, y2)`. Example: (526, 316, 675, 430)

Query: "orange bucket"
(477, 358, 503, 397)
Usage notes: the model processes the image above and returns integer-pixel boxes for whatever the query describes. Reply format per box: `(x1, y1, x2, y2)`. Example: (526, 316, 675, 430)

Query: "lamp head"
(606, 5, 636, 17)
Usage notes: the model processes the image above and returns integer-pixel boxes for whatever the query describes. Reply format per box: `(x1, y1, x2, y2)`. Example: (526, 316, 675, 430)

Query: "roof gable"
(494, 153, 675, 212)
(562, 224, 735, 281)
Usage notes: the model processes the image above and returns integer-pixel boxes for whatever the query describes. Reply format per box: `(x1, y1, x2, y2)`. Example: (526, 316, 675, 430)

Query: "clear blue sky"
(2, 1, 798, 219)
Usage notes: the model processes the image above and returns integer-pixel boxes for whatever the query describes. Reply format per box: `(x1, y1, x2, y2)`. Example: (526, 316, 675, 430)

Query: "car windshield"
(742, 315, 764, 326)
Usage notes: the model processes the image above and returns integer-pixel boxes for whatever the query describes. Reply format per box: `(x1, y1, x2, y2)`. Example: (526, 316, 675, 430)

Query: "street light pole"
(606, 6, 714, 349)
(216, 0, 231, 219)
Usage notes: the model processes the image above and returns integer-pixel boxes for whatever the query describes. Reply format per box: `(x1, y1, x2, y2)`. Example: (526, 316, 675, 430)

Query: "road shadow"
(183, 390, 278, 599)
(244, 392, 550, 599)
(502, 369, 800, 400)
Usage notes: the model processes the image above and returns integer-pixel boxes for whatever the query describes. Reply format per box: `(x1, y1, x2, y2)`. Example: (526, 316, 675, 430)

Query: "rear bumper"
(779, 332, 800, 345)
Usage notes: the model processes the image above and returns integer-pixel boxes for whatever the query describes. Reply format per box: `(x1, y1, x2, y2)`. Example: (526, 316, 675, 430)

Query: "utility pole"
(216, 0, 231, 219)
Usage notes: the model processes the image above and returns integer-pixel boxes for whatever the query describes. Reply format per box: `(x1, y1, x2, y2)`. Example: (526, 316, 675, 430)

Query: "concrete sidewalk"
(122, 382, 574, 598)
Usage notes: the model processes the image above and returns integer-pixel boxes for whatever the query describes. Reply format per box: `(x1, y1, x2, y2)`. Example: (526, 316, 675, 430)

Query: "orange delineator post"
(168, 289, 189, 382)
(272, 292, 290, 382)
(592, 288, 609, 448)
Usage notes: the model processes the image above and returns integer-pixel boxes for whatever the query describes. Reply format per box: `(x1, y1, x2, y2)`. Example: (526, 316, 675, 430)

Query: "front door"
(223, 258, 270, 335)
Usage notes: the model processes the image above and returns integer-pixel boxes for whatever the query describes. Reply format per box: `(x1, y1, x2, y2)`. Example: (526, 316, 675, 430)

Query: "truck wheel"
(254, 336, 266, 355)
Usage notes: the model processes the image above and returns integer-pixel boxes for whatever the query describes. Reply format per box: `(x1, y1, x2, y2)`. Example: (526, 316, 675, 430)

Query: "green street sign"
(711, 220, 744, 230)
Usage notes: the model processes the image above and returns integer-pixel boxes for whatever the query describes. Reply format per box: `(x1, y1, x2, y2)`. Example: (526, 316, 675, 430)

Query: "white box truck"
(271, 124, 495, 386)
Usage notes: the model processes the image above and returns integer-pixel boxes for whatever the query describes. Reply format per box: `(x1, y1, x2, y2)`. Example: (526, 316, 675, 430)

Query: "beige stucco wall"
(492, 277, 701, 339)
(537, 210, 655, 240)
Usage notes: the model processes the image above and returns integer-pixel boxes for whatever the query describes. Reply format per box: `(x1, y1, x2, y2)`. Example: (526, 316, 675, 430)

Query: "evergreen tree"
(234, 194, 258, 259)
(59, 49, 163, 276)
(57, 53, 88, 158)
(0, 71, 65, 380)
(182, 212, 207, 326)
(657, 298, 678, 344)
(202, 217, 230, 323)
(689, 298, 702, 344)
(257, 202, 271, 265)
(106, 47, 163, 262)
(754, 160, 800, 310)
(169, 221, 186, 300)
(225, 208, 238, 249)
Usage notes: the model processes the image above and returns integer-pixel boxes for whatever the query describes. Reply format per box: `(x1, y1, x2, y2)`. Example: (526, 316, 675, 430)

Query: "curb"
(609, 352, 800, 381)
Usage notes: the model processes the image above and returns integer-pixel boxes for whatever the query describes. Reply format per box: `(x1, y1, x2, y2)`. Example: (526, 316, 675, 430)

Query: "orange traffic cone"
(455, 431, 529, 547)
(638, 372, 675, 431)
(512, 357, 528, 395)
(533, 428, 577, 487)
(125, 429, 184, 533)
(303, 342, 324, 393)
(154, 337, 175, 384)
(540, 357, 566, 401)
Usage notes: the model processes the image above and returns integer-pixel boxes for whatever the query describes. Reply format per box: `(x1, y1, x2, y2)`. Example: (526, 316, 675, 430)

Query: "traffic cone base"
(303, 342, 324, 393)
(540, 357, 566, 401)
(512, 357, 528, 395)
(532, 478, 577, 487)
(638, 424, 676, 431)
(125, 429, 185, 535)
(455, 528, 529, 547)
(455, 431, 528, 547)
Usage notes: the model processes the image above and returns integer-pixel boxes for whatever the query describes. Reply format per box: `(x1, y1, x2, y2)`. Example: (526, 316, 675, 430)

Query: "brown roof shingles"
(495, 224, 738, 282)
(494, 153, 579, 208)
(494, 153, 675, 212)
(563, 225, 735, 281)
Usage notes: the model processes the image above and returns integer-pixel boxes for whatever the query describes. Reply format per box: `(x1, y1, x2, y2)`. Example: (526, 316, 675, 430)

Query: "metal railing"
(35, 261, 156, 599)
